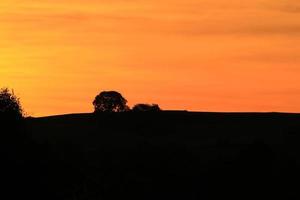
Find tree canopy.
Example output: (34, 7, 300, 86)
(0, 88, 23, 119)
(132, 104, 161, 112)
(93, 91, 129, 113)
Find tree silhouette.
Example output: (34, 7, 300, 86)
(0, 88, 23, 119)
(93, 91, 129, 113)
(132, 104, 161, 112)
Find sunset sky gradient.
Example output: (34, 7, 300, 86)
(1, 0, 300, 116)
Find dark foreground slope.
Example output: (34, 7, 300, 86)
(5, 112, 300, 199)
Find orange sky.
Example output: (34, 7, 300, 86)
(1, 0, 300, 116)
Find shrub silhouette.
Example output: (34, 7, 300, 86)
(93, 91, 129, 113)
(132, 104, 161, 112)
(0, 88, 23, 119)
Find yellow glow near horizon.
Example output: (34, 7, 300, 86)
(1, 0, 300, 116)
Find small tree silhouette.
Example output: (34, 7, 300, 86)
(0, 88, 23, 119)
(93, 91, 129, 113)
(132, 104, 161, 112)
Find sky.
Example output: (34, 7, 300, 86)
(0, 0, 300, 116)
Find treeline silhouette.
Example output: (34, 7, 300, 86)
(93, 91, 161, 113)
(1, 88, 300, 199)
(0, 88, 47, 199)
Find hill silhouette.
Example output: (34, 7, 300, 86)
(16, 111, 300, 199)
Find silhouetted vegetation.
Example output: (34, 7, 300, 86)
(0, 88, 23, 120)
(93, 91, 129, 113)
(1, 88, 300, 199)
(0, 88, 40, 199)
(132, 103, 161, 112)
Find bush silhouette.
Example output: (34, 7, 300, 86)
(132, 104, 161, 112)
(0, 88, 23, 119)
(93, 91, 129, 113)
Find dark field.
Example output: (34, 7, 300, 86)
(2, 111, 300, 199)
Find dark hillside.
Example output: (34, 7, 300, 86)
(23, 112, 300, 199)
